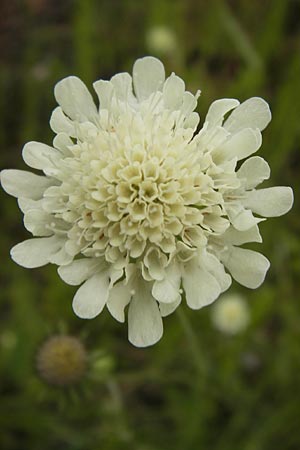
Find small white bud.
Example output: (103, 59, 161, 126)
(211, 294, 250, 335)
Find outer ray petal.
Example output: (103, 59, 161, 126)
(183, 260, 221, 310)
(0, 169, 53, 200)
(243, 186, 294, 217)
(24, 209, 53, 236)
(17, 198, 43, 213)
(237, 156, 270, 189)
(205, 98, 240, 128)
(93, 80, 114, 110)
(159, 296, 181, 317)
(201, 252, 232, 293)
(10, 236, 63, 268)
(72, 272, 110, 319)
(133, 56, 165, 101)
(58, 258, 102, 286)
(22, 141, 61, 171)
(53, 132, 74, 154)
(50, 106, 76, 136)
(107, 282, 132, 323)
(48, 246, 73, 266)
(224, 97, 271, 132)
(221, 247, 270, 289)
(227, 204, 263, 231)
(54, 76, 98, 122)
(163, 73, 185, 110)
(128, 285, 163, 347)
(213, 128, 262, 161)
(110, 72, 136, 104)
(180, 91, 199, 118)
(152, 261, 181, 303)
(221, 225, 262, 245)
(184, 111, 200, 130)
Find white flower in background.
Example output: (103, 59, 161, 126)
(146, 26, 177, 55)
(211, 293, 250, 334)
(1, 57, 293, 347)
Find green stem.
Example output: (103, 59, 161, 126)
(105, 379, 133, 443)
(176, 308, 208, 378)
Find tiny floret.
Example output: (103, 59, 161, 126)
(1, 57, 293, 347)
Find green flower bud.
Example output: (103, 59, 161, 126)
(36, 335, 87, 386)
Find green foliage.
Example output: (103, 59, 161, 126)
(0, 0, 299, 449)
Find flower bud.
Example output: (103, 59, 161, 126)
(146, 26, 177, 55)
(211, 294, 250, 335)
(36, 335, 87, 386)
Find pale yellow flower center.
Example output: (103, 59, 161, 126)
(50, 109, 229, 278)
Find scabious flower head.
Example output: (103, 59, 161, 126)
(1, 57, 293, 347)
(36, 335, 87, 386)
(211, 293, 250, 334)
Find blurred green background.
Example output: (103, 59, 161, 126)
(0, 0, 299, 449)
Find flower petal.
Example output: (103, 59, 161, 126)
(72, 272, 110, 319)
(144, 247, 167, 281)
(50, 107, 76, 136)
(107, 282, 132, 322)
(93, 80, 114, 109)
(227, 204, 263, 231)
(10, 236, 63, 268)
(152, 261, 181, 303)
(201, 252, 232, 293)
(221, 225, 262, 245)
(221, 247, 270, 289)
(110, 72, 136, 104)
(224, 97, 271, 132)
(53, 133, 74, 154)
(17, 198, 43, 213)
(58, 258, 102, 286)
(213, 128, 262, 161)
(22, 141, 61, 171)
(54, 76, 97, 122)
(184, 111, 200, 130)
(163, 73, 185, 110)
(205, 98, 240, 128)
(24, 209, 53, 236)
(180, 91, 199, 118)
(1, 169, 53, 199)
(128, 287, 163, 347)
(48, 246, 73, 266)
(183, 260, 221, 310)
(133, 56, 165, 101)
(237, 156, 270, 189)
(159, 296, 181, 317)
(243, 186, 294, 217)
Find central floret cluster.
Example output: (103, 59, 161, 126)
(1, 56, 293, 347)
(57, 106, 229, 281)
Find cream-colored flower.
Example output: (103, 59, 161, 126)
(1, 57, 293, 347)
(211, 294, 250, 334)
